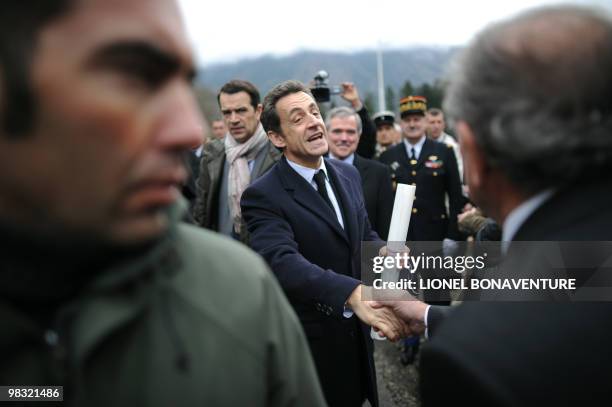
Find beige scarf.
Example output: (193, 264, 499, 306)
(224, 123, 268, 233)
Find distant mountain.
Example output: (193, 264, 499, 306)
(196, 47, 460, 101)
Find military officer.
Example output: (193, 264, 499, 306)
(372, 110, 400, 159)
(380, 96, 464, 242)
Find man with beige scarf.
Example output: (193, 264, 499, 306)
(194, 80, 281, 243)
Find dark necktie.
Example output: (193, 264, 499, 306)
(410, 147, 416, 160)
(313, 170, 334, 211)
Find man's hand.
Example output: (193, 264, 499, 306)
(370, 291, 428, 337)
(347, 285, 410, 341)
(378, 244, 410, 257)
(462, 202, 475, 213)
(340, 82, 363, 111)
(378, 244, 411, 270)
(457, 206, 478, 223)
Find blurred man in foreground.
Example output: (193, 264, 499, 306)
(375, 6, 612, 405)
(0, 1, 324, 405)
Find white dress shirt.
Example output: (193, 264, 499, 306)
(403, 135, 427, 160)
(329, 152, 355, 166)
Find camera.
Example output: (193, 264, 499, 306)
(310, 70, 341, 103)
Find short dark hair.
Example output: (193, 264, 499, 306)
(217, 80, 260, 109)
(427, 108, 444, 117)
(261, 80, 314, 135)
(0, 0, 76, 137)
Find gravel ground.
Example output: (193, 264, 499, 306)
(372, 339, 422, 407)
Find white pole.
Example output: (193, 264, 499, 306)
(376, 43, 386, 111)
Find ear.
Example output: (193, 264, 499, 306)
(254, 103, 263, 120)
(456, 120, 487, 191)
(267, 130, 286, 149)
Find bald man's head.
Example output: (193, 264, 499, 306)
(491, 7, 612, 107)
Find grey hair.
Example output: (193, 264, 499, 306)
(325, 106, 363, 135)
(443, 5, 612, 194)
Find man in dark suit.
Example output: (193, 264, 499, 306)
(379, 96, 464, 242)
(326, 106, 394, 238)
(193, 80, 281, 243)
(374, 5, 612, 405)
(241, 80, 407, 407)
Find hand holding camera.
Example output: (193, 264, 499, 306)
(340, 82, 363, 111)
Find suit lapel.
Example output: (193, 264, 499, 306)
(278, 158, 350, 246)
(326, 159, 359, 249)
(417, 138, 435, 169)
(353, 155, 369, 184)
(394, 142, 410, 166)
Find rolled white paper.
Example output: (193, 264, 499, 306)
(371, 183, 416, 340)
(387, 183, 416, 251)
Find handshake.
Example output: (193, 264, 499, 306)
(346, 285, 429, 342)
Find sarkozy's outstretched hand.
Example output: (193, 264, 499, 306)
(346, 285, 411, 341)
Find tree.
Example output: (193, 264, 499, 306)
(363, 92, 376, 114)
(400, 80, 414, 98)
(415, 81, 444, 109)
(194, 86, 221, 122)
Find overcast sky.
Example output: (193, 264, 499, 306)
(178, 0, 612, 66)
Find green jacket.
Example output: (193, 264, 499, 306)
(0, 205, 326, 406)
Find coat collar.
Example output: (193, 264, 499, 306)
(257, 143, 282, 178)
(277, 156, 354, 247)
(416, 138, 436, 169)
(73, 203, 186, 365)
(395, 138, 437, 170)
(512, 179, 612, 241)
(352, 154, 372, 182)
(352, 153, 365, 170)
(205, 149, 226, 209)
(0, 199, 189, 368)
